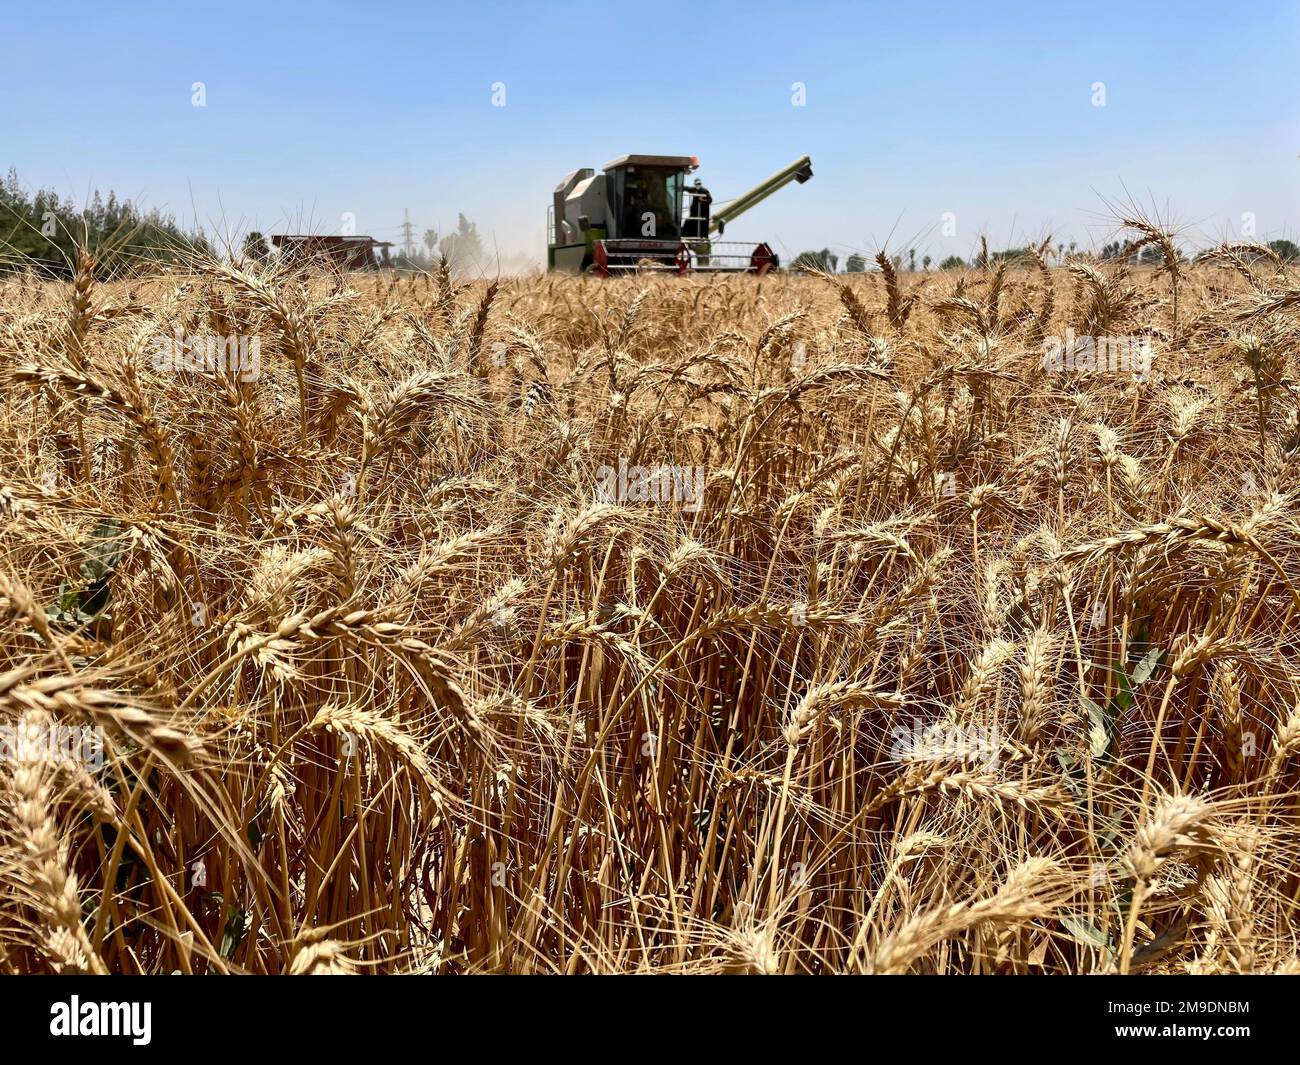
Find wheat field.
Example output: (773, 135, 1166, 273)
(1, 231, 1298, 975)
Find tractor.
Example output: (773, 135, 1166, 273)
(547, 155, 813, 275)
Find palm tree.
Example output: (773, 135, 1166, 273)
(423, 228, 438, 258)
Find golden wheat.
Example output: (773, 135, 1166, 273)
(0, 227, 1297, 974)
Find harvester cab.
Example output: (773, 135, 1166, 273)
(547, 154, 812, 276)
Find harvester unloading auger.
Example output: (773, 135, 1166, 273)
(547, 155, 813, 275)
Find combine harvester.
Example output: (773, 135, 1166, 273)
(547, 154, 813, 276)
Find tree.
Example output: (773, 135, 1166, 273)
(439, 213, 486, 272)
(792, 248, 837, 273)
(423, 228, 439, 257)
(908, 248, 916, 272)
(0, 167, 209, 277)
(939, 255, 965, 270)
(922, 255, 931, 271)
(1268, 239, 1299, 262)
(845, 252, 867, 273)
(242, 231, 269, 263)
(988, 247, 1030, 265)
(1100, 241, 1124, 261)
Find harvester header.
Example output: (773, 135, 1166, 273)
(547, 154, 813, 275)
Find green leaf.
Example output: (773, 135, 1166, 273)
(1095, 828, 1122, 852)
(1113, 661, 1135, 715)
(57, 580, 81, 614)
(219, 905, 247, 960)
(1113, 647, 1163, 716)
(79, 518, 126, 583)
(1130, 646, 1164, 686)
(1060, 912, 1115, 954)
(44, 522, 124, 638)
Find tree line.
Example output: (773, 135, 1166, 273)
(795, 238, 1299, 274)
(0, 168, 210, 277)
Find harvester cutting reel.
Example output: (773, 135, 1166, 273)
(591, 239, 778, 276)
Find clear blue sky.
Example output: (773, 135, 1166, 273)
(3, 0, 1298, 265)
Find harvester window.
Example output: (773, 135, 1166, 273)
(615, 167, 681, 241)
(665, 172, 683, 233)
